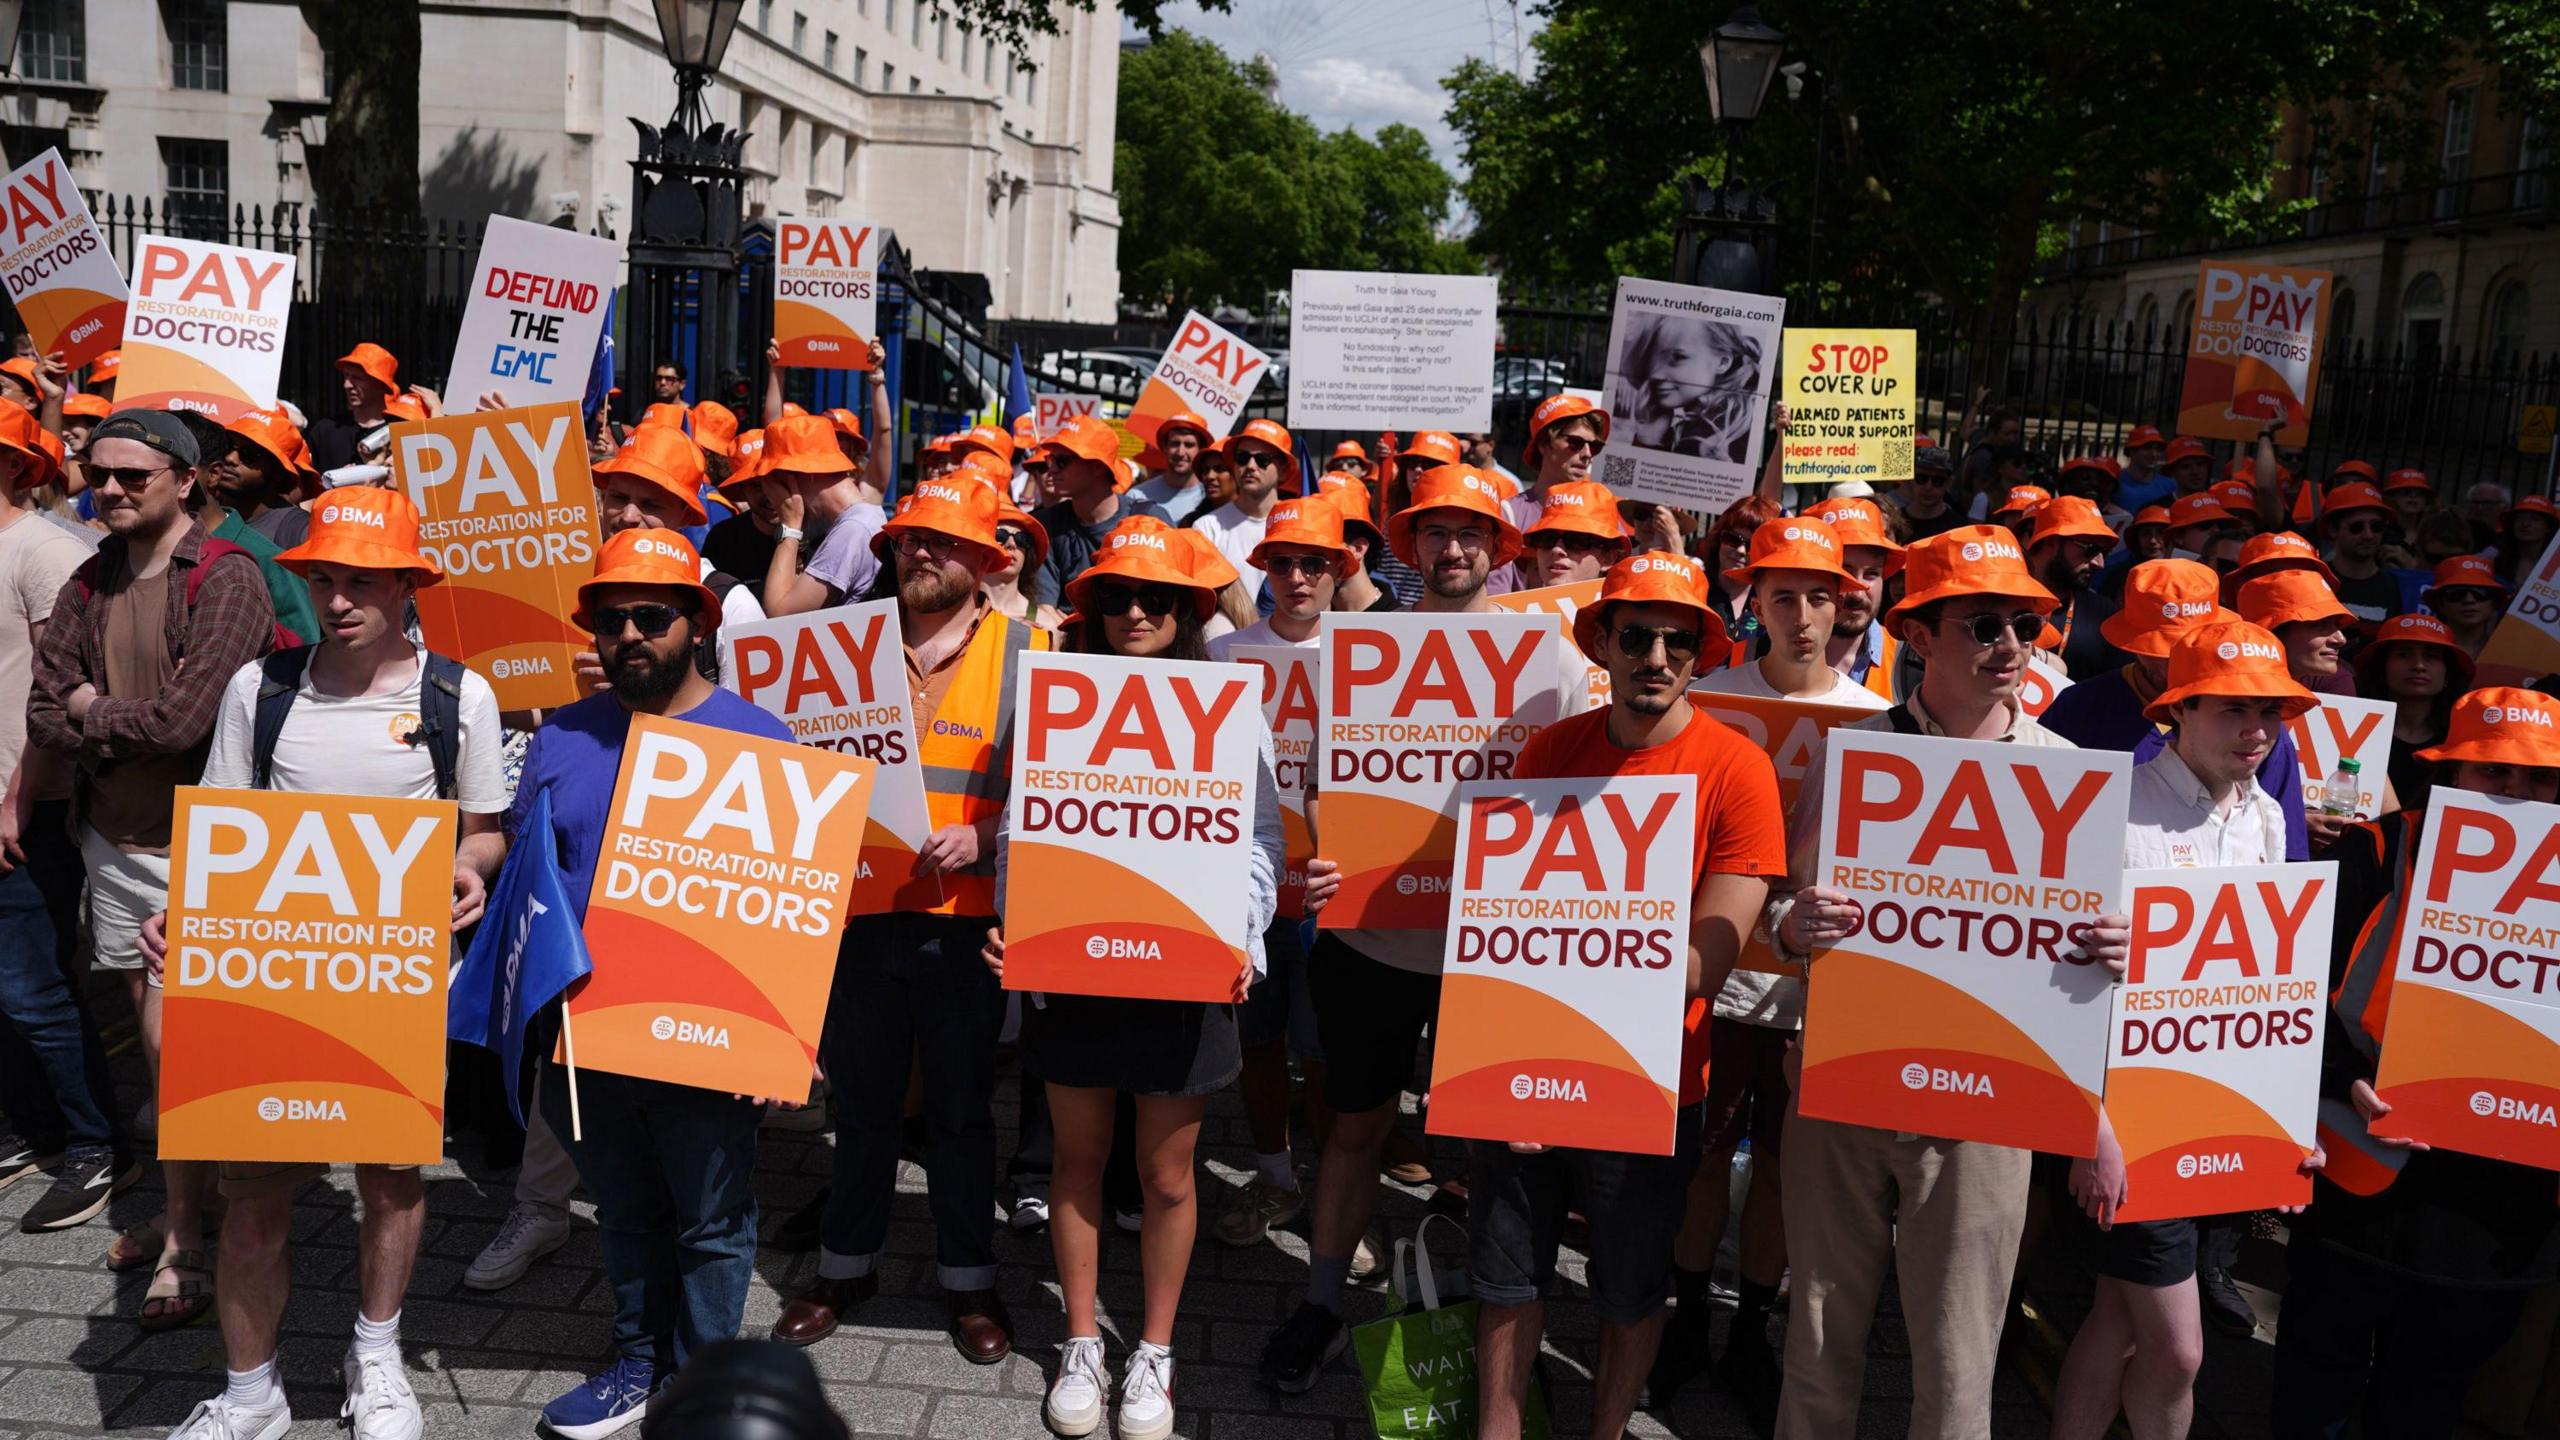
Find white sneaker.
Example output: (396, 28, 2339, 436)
(165, 1395, 290, 1440)
(1009, 1180, 1050, 1231)
(342, 1349, 423, 1440)
(1348, 1225, 1389, 1284)
(1044, 1335, 1106, 1437)
(465, 1204, 570, 1291)
(1117, 1344, 1176, 1440)
(1113, 1205, 1144, 1234)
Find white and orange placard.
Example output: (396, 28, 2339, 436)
(2372, 788, 2560, 1167)
(448, 215, 618, 410)
(1004, 652, 1263, 1001)
(722, 600, 937, 915)
(1127, 310, 1270, 455)
(0, 147, 124, 368)
(1687, 693, 1875, 974)
(2286, 696, 2396, 819)
(2177, 260, 2335, 445)
(115, 235, 293, 423)
(773, 217, 880, 369)
(570, 714, 872, 1101)
(1233, 644, 1318, 918)
(159, 788, 456, 1164)
(1035, 391, 1101, 438)
(1493, 579, 1608, 711)
(398, 403, 599, 710)
(2111, 864, 2333, 1221)
(1318, 612, 1564, 930)
(1800, 731, 2129, 1154)
(2479, 533, 2560, 686)
(2019, 651, 2072, 719)
(1429, 777, 1695, 1155)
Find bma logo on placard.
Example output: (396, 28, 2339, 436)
(257, 1095, 346, 1122)
(1395, 872, 1452, 897)
(1507, 1073, 1588, 1102)
(1900, 1062, 1996, 1097)
(1081, 934, 1162, 961)
(2470, 1090, 2558, 1126)
(650, 1015, 733, 1049)
(2175, 1151, 2243, 1179)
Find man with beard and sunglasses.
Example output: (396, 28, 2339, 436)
(2024, 497, 2126, 680)
(507, 528, 792, 1440)
(1764, 526, 2133, 1440)
(2317, 482, 2414, 624)
(772, 479, 1047, 1365)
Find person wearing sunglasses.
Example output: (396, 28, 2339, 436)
(1129, 409, 1216, 524)
(1190, 418, 1295, 602)
(501, 528, 792, 1440)
(2319, 481, 2416, 624)
(2356, 612, 2470, 816)
(2022, 496, 2125, 681)
(1495, 393, 1681, 596)
(989, 514, 1282, 1440)
(1768, 524, 2133, 1440)
(1515, 479, 1629, 590)
(1025, 415, 1169, 611)
(981, 499, 1060, 630)
(1893, 440, 1969, 543)
(2418, 553, 2507, 660)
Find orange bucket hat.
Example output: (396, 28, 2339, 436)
(1398, 430, 1463, 470)
(1571, 552, 1727, 667)
(2208, 480, 2258, 514)
(1154, 410, 1214, 448)
(335, 342, 399, 393)
(2124, 424, 2166, 452)
(2507, 497, 2560, 527)
(871, 475, 1003, 559)
(817, 406, 865, 450)
(2143, 618, 2320, 724)
(1177, 527, 1241, 591)
(952, 423, 1015, 466)
(87, 349, 119, 383)
(761, 412, 858, 479)
(1724, 515, 1865, 591)
(1328, 439, 1369, 465)
(993, 499, 1049, 573)
(2163, 437, 2211, 468)
(0, 358, 39, 397)
(1884, 525, 2058, 627)
(1039, 414, 1122, 471)
(2330, 459, 2379, 485)
(2099, 559, 2234, 657)
(1248, 494, 1352, 572)
(2237, 570, 2354, 631)
(382, 394, 428, 423)
(2228, 529, 2337, 589)
(1524, 480, 1625, 541)
(2417, 687, 2560, 766)
(718, 429, 767, 493)
(61, 393, 110, 421)
(1527, 393, 1609, 460)
(2424, 553, 2508, 599)
(276, 486, 442, 586)
(640, 402, 688, 432)
(1066, 515, 1221, 619)
(2129, 504, 2172, 531)
(2357, 612, 2475, 690)
(593, 425, 710, 526)
(1229, 417, 1294, 460)
(2027, 495, 2117, 550)
(2323, 481, 2392, 525)
(2385, 467, 2433, 495)
(2168, 492, 2233, 529)
(1314, 473, 1382, 543)
(689, 401, 739, 459)
(1010, 414, 1037, 450)
(1993, 484, 2051, 519)
(1809, 496, 1907, 574)
(225, 406, 318, 484)
(1389, 465, 1525, 570)
(0, 404, 63, 490)
(576, 529, 720, 630)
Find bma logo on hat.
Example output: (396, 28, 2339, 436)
(634, 535, 686, 561)
(2217, 639, 2283, 662)
(2161, 600, 2212, 619)
(1459, 472, 1498, 497)
(1629, 554, 1697, 579)
(1113, 529, 1169, 552)
(918, 481, 968, 505)
(1546, 490, 1590, 508)
(2487, 704, 2554, 728)
(1961, 542, 1985, 563)
(318, 503, 387, 529)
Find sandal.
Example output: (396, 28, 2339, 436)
(138, 1249, 211, 1332)
(103, 1220, 164, 1273)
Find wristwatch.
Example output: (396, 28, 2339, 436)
(778, 525, 805, 542)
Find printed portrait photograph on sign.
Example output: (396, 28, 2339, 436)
(1605, 311, 1768, 465)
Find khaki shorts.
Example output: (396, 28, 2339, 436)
(81, 825, 170, 978)
(216, 1160, 420, 1201)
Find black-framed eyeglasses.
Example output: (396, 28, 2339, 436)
(2336, 518, 2386, 536)
(1615, 623, 1702, 661)
(1952, 610, 2044, 646)
(1528, 531, 1614, 556)
(1911, 471, 1949, 485)
(1265, 553, 1336, 579)
(1235, 447, 1286, 469)
(590, 602, 689, 639)
(1091, 582, 1181, 618)
(994, 526, 1033, 551)
(2435, 587, 2498, 605)
(91, 464, 171, 490)
(893, 531, 962, 560)
(1544, 433, 1602, 455)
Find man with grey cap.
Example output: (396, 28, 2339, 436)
(1890, 436, 1966, 543)
(27, 407, 276, 1327)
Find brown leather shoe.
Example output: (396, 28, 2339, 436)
(947, 1287, 1013, 1364)
(770, 1273, 877, 1346)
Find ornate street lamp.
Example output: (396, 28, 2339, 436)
(651, 0, 745, 133)
(631, 0, 750, 411)
(1699, 6, 1786, 127)
(1677, 5, 1787, 293)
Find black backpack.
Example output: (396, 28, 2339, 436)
(250, 648, 467, 800)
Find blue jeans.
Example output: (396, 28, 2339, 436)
(818, 912, 1003, 1289)
(0, 800, 118, 1154)
(541, 1064, 760, 1372)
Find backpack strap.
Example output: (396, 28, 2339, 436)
(1884, 703, 1924, 736)
(417, 653, 467, 801)
(250, 648, 317, 791)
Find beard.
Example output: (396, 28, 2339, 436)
(605, 644, 690, 705)
(900, 566, 976, 613)
(1425, 562, 1484, 600)
(1620, 684, 1677, 716)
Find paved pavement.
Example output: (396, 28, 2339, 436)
(0, 1021, 2298, 1439)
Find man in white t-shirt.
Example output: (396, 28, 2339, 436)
(1193, 419, 1294, 602)
(139, 486, 507, 1440)
(1130, 410, 1215, 524)
(1694, 515, 1889, 709)
(1209, 494, 1341, 662)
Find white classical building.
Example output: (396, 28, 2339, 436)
(0, 0, 1122, 321)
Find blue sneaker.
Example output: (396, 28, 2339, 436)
(541, 1356, 655, 1440)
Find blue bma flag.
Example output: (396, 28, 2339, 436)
(448, 789, 591, 1126)
(1005, 342, 1034, 427)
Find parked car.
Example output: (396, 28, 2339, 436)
(1035, 349, 1152, 404)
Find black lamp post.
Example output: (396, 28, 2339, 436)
(1676, 6, 1786, 295)
(629, 0, 750, 411)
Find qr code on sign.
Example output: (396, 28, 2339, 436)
(1602, 453, 1638, 488)
(1879, 436, 1914, 480)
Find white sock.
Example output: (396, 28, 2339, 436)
(351, 1308, 401, 1362)
(225, 1359, 283, 1410)
(1255, 1150, 1298, 1190)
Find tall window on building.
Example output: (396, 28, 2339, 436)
(161, 137, 229, 235)
(2488, 279, 2531, 363)
(165, 0, 227, 91)
(936, 15, 948, 60)
(882, 61, 895, 90)
(909, 4, 920, 45)
(855, 47, 869, 86)
(2519, 116, 2551, 210)
(824, 31, 837, 68)
(18, 0, 84, 82)
(757, 0, 773, 31)
(885, 0, 897, 29)
(791, 13, 806, 52)
(2437, 85, 2477, 220)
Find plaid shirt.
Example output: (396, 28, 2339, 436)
(27, 518, 276, 766)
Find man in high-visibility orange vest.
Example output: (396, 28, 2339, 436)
(770, 478, 1048, 1365)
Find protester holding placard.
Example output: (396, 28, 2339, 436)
(982, 515, 1280, 1440)
(1765, 526, 2133, 1440)
(1027, 415, 1170, 608)
(770, 479, 1048, 1365)
(507, 528, 789, 1440)
(2050, 618, 2314, 1440)
(27, 409, 279, 1330)
(134, 485, 505, 1440)
(2281, 689, 2560, 1436)
(1462, 551, 1784, 1440)
(2357, 612, 2468, 813)
(756, 361, 896, 620)
(1130, 409, 1216, 523)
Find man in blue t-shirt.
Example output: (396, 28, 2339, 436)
(511, 529, 794, 1440)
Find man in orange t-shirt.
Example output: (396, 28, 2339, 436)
(1468, 552, 1788, 1440)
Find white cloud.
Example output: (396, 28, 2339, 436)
(1290, 56, 1449, 140)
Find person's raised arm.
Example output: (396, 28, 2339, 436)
(864, 338, 894, 494)
(765, 339, 788, 425)
(1755, 401, 1792, 505)
(2255, 419, 2290, 531)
